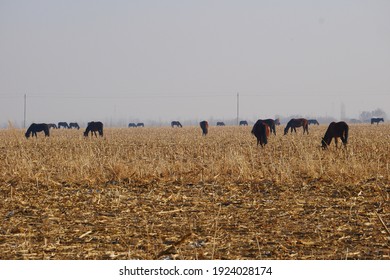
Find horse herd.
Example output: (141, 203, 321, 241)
(23, 117, 360, 149)
(250, 118, 349, 149)
(25, 121, 103, 138)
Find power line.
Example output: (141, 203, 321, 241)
(0, 91, 389, 99)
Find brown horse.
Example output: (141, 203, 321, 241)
(259, 119, 277, 135)
(284, 118, 309, 135)
(321, 121, 349, 149)
(200, 121, 209, 136)
(251, 120, 270, 147)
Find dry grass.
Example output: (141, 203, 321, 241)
(0, 124, 389, 259)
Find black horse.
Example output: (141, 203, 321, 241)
(128, 123, 137, 128)
(371, 118, 384, 125)
(251, 120, 270, 147)
(239, 120, 248, 126)
(84, 121, 103, 137)
(308, 119, 319, 125)
(171, 121, 182, 128)
(69, 122, 80, 129)
(275, 118, 281, 126)
(58, 122, 69, 129)
(284, 118, 309, 135)
(137, 123, 144, 127)
(25, 123, 50, 138)
(48, 123, 57, 129)
(321, 121, 349, 149)
(216, 122, 225, 126)
(200, 121, 209, 136)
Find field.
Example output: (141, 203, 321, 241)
(0, 124, 389, 260)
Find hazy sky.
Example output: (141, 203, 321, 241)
(1, 0, 389, 126)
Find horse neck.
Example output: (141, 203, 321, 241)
(26, 126, 34, 135)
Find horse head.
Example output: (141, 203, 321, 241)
(321, 138, 328, 149)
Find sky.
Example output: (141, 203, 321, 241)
(0, 0, 389, 127)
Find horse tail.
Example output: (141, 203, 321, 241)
(344, 124, 349, 144)
(264, 124, 270, 144)
(44, 124, 50, 137)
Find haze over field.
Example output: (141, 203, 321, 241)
(0, 0, 389, 126)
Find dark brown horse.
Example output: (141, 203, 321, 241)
(58, 122, 69, 129)
(48, 123, 57, 129)
(321, 121, 349, 149)
(84, 121, 103, 137)
(371, 118, 384, 125)
(171, 121, 182, 128)
(200, 121, 209, 136)
(239, 120, 248, 126)
(69, 122, 80, 129)
(308, 119, 319, 125)
(216, 122, 225, 126)
(259, 119, 277, 135)
(25, 123, 50, 138)
(251, 120, 270, 147)
(284, 118, 309, 135)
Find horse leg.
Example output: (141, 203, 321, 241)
(335, 137, 339, 148)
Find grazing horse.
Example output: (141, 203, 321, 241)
(251, 120, 270, 147)
(371, 118, 384, 125)
(284, 118, 309, 135)
(137, 123, 144, 127)
(321, 121, 349, 149)
(48, 123, 57, 129)
(258, 119, 277, 135)
(58, 122, 69, 129)
(128, 123, 137, 128)
(216, 122, 225, 126)
(200, 121, 209, 136)
(239, 120, 248, 126)
(308, 119, 319, 125)
(274, 118, 281, 126)
(69, 122, 80, 129)
(84, 121, 103, 137)
(25, 123, 50, 138)
(171, 121, 182, 128)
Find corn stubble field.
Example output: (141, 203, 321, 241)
(0, 124, 389, 260)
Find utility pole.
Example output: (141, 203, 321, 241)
(24, 94, 27, 128)
(236, 92, 239, 125)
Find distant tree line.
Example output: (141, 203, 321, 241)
(359, 108, 387, 122)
